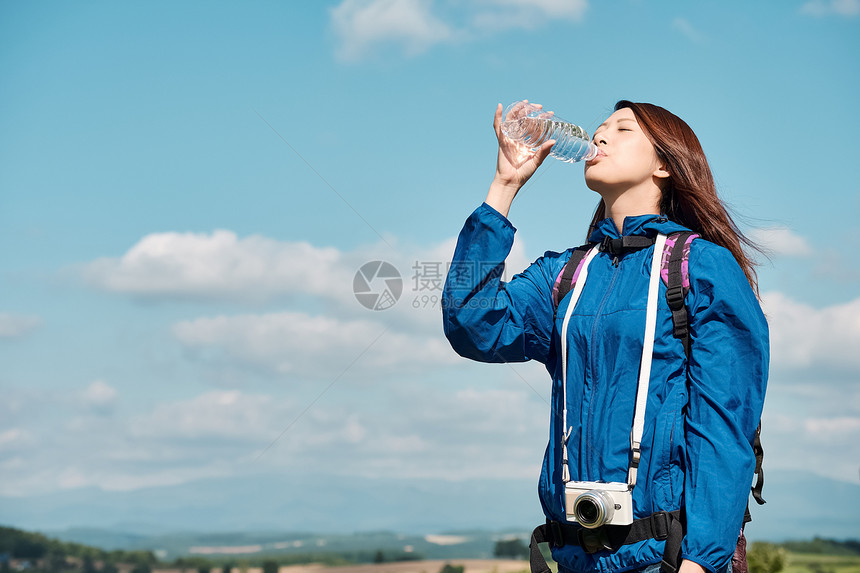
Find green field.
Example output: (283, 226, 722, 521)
(783, 552, 860, 573)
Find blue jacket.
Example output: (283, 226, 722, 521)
(442, 203, 769, 573)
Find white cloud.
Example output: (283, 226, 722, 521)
(0, 428, 36, 453)
(472, 0, 588, 30)
(744, 378, 860, 484)
(53, 464, 237, 493)
(480, 0, 586, 15)
(800, 0, 860, 16)
(79, 230, 353, 304)
(330, 0, 454, 61)
(172, 310, 459, 378)
(82, 380, 118, 413)
(75, 228, 529, 337)
(129, 390, 287, 442)
(750, 227, 814, 257)
(0, 387, 285, 495)
(338, 384, 548, 480)
(763, 410, 860, 484)
(805, 416, 860, 437)
(0, 313, 41, 338)
(0, 373, 551, 495)
(328, 0, 588, 61)
(762, 291, 860, 370)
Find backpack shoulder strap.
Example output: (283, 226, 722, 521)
(661, 232, 699, 357)
(552, 244, 592, 313)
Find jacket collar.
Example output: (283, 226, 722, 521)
(588, 214, 691, 243)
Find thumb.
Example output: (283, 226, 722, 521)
(536, 139, 555, 163)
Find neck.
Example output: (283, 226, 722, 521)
(600, 184, 662, 233)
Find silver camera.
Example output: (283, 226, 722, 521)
(565, 481, 634, 528)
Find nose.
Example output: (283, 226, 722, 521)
(594, 133, 607, 146)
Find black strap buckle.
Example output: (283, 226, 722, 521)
(651, 511, 670, 541)
(600, 236, 622, 255)
(665, 285, 685, 310)
(577, 527, 613, 554)
(670, 308, 689, 340)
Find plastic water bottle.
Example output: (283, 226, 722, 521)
(501, 100, 598, 163)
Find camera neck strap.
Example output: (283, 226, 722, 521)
(559, 233, 668, 488)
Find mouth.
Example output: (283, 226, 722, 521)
(586, 149, 606, 164)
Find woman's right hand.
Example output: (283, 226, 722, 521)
(486, 101, 555, 218)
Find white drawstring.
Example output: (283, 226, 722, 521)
(559, 234, 667, 490)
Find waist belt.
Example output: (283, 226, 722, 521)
(529, 510, 684, 573)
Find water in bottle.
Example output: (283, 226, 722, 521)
(501, 101, 598, 163)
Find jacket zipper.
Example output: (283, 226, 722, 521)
(584, 255, 622, 479)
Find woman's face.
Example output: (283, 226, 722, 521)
(584, 107, 667, 195)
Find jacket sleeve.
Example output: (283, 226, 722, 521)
(681, 243, 770, 572)
(442, 203, 556, 364)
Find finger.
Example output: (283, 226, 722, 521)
(510, 100, 533, 120)
(494, 103, 503, 135)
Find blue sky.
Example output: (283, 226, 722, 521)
(1, 0, 859, 535)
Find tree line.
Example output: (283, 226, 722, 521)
(0, 526, 156, 573)
(0, 526, 423, 572)
(3, 524, 859, 573)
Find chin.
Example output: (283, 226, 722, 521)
(584, 174, 606, 193)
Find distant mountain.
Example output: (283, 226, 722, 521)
(31, 528, 526, 561)
(1, 469, 857, 553)
(742, 470, 860, 542)
(2, 473, 543, 535)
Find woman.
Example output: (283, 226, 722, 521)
(442, 101, 769, 573)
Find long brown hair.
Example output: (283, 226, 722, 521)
(587, 100, 760, 293)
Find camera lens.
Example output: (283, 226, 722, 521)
(578, 499, 599, 522)
(573, 490, 615, 529)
